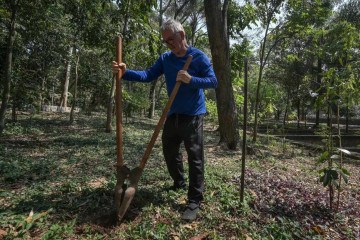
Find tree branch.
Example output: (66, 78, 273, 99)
(174, 0, 191, 20)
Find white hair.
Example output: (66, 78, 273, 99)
(160, 19, 184, 34)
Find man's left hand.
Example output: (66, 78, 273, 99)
(176, 70, 192, 84)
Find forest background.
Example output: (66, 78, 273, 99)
(1, 0, 360, 239)
(1, 0, 360, 141)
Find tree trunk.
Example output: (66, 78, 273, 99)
(148, 82, 157, 118)
(105, 76, 116, 132)
(240, 58, 248, 203)
(70, 53, 79, 123)
(204, 0, 238, 150)
(60, 46, 73, 108)
(12, 104, 17, 122)
(40, 76, 46, 107)
(106, 1, 132, 125)
(0, 1, 18, 134)
(283, 93, 290, 128)
(297, 99, 300, 128)
(327, 104, 330, 128)
(251, 0, 283, 142)
(315, 57, 322, 127)
(148, 0, 165, 119)
(345, 102, 349, 134)
(253, 19, 271, 142)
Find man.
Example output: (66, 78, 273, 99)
(112, 19, 217, 221)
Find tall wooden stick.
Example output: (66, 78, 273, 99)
(240, 58, 248, 203)
(115, 36, 123, 166)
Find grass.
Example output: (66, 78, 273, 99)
(0, 112, 359, 239)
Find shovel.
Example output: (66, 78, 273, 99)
(113, 35, 128, 218)
(114, 50, 193, 221)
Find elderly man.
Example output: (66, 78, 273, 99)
(112, 19, 217, 221)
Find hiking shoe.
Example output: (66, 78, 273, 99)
(181, 202, 200, 221)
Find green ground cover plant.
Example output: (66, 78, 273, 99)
(0, 112, 359, 239)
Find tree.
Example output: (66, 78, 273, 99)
(249, 0, 336, 137)
(204, 0, 239, 150)
(59, 46, 73, 108)
(105, 0, 157, 129)
(70, 51, 80, 123)
(147, 0, 168, 119)
(0, 0, 19, 134)
(338, 0, 360, 30)
(266, 48, 309, 127)
(251, 0, 284, 142)
(337, 0, 360, 132)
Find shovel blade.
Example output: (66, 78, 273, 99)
(116, 186, 136, 220)
(114, 165, 130, 215)
(116, 167, 143, 221)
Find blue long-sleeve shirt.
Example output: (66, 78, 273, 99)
(122, 46, 218, 116)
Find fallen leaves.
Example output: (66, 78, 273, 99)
(312, 225, 326, 235)
(183, 222, 199, 230)
(190, 232, 209, 240)
(26, 210, 34, 223)
(88, 177, 107, 188)
(0, 229, 7, 240)
(236, 162, 360, 239)
(169, 223, 208, 240)
(245, 235, 253, 240)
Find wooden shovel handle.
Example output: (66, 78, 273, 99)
(139, 55, 193, 169)
(115, 36, 123, 166)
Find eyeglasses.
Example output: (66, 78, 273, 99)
(161, 32, 179, 45)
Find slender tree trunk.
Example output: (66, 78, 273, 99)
(328, 104, 334, 210)
(253, 20, 270, 142)
(148, 0, 165, 119)
(327, 104, 330, 127)
(40, 76, 46, 107)
(148, 81, 157, 118)
(105, 76, 116, 132)
(204, 0, 238, 150)
(156, 79, 166, 106)
(345, 97, 349, 133)
(297, 99, 300, 128)
(336, 102, 343, 212)
(189, 13, 197, 46)
(315, 108, 320, 127)
(0, 1, 18, 134)
(283, 93, 290, 128)
(70, 54, 79, 123)
(106, 1, 132, 126)
(301, 102, 305, 121)
(252, 0, 284, 141)
(315, 56, 322, 127)
(60, 46, 73, 108)
(240, 58, 248, 203)
(11, 104, 17, 122)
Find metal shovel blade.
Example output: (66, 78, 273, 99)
(116, 167, 143, 220)
(114, 165, 130, 215)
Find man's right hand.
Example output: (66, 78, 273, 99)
(112, 61, 126, 75)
